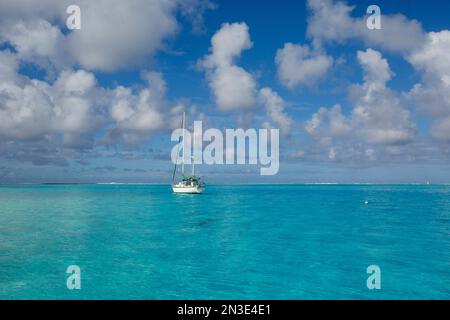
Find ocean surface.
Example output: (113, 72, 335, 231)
(0, 184, 449, 299)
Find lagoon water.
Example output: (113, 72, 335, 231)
(0, 184, 449, 299)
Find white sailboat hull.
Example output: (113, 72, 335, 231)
(172, 185, 204, 194)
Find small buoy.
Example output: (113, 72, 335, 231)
(364, 200, 369, 205)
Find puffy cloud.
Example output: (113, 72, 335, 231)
(109, 72, 167, 145)
(0, 0, 64, 22)
(306, 104, 353, 137)
(406, 31, 450, 141)
(0, 50, 20, 83)
(200, 22, 295, 135)
(327, 104, 351, 136)
(408, 31, 450, 80)
(306, 0, 426, 55)
(178, 0, 217, 34)
(199, 22, 257, 111)
(304, 0, 450, 145)
(51, 70, 99, 146)
(0, 48, 178, 150)
(0, 0, 213, 169)
(210, 65, 257, 111)
(276, 0, 424, 89)
(66, 0, 179, 71)
(304, 49, 415, 161)
(259, 87, 294, 136)
(357, 48, 392, 84)
(305, 107, 326, 136)
(306, 0, 354, 45)
(275, 43, 333, 88)
(0, 0, 210, 72)
(0, 50, 99, 147)
(204, 22, 253, 67)
(351, 49, 415, 145)
(305, 104, 350, 143)
(0, 67, 56, 141)
(0, 18, 71, 76)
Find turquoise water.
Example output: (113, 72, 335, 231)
(0, 184, 449, 299)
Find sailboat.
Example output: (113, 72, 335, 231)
(172, 112, 205, 194)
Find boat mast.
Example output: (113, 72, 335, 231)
(172, 113, 184, 182)
(181, 112, 185, 176)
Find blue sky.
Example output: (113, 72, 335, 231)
(0, 0, 450, 184)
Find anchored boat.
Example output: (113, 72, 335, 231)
(172, 112, 205, 194)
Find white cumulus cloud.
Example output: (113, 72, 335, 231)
(259, 87, 294, 136)
(109, 72, 167, 145)
(0, 0, 210, 72)
(199, 22, 257, 111)
(304, 49, 415, 161)
(0, 50, 99, 147)
(407, 31, 450, 142)
(306, 0, 426, 55)
(275, 43, 333, 88)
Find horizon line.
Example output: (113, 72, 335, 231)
(0, 182, 447, 186)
